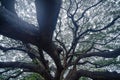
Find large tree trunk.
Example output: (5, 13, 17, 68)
(35, 0, 63, 79)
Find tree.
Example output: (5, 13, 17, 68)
(0, 0, 120, 80)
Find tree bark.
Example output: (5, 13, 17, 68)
(0, 7, 39, 44)
(35, 1, 63, 79)
(69, 70, 120, 80)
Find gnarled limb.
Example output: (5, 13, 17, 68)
(69, 70, 120, 80)
(0, 7, 39, 45)
(0, 62, 53, 80)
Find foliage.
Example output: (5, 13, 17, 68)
(22, 73, 44, 80)
(0, 0, 120, 80)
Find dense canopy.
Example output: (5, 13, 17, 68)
(0, 0, 120, 80)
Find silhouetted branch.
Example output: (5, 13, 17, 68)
(0, 7, 39, 45)
(0, 61, 53, 80)
(89, 16, 120, 32)
(0, 68, 11, 74)
(0, 45, 40, 61)
(76, 0, 103, 22)
(6, 71, 23, 80)
(70, 60, 120, 68)
(76, 15, 120, 41)
(68, 42, 94, 66)
(0, 62, 39, 72)
(73, 48, 120, 66)
(70, 70, 120, 80)
(0, 45, 26, 52)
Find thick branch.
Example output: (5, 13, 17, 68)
(83, 48, 120, 58)
(71, 48, 120, 66)
(0, 45, 26, 52)
(35, 0, 62, 41)
(0, 7, 39, 45)
(0, 62, 53, 80)
(0, 44, 39, 60)
(71, 60, 120, 68)
(70, 70, 120, 80)
(89, 16, 120, 32)
(0, 62, 38, 72)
